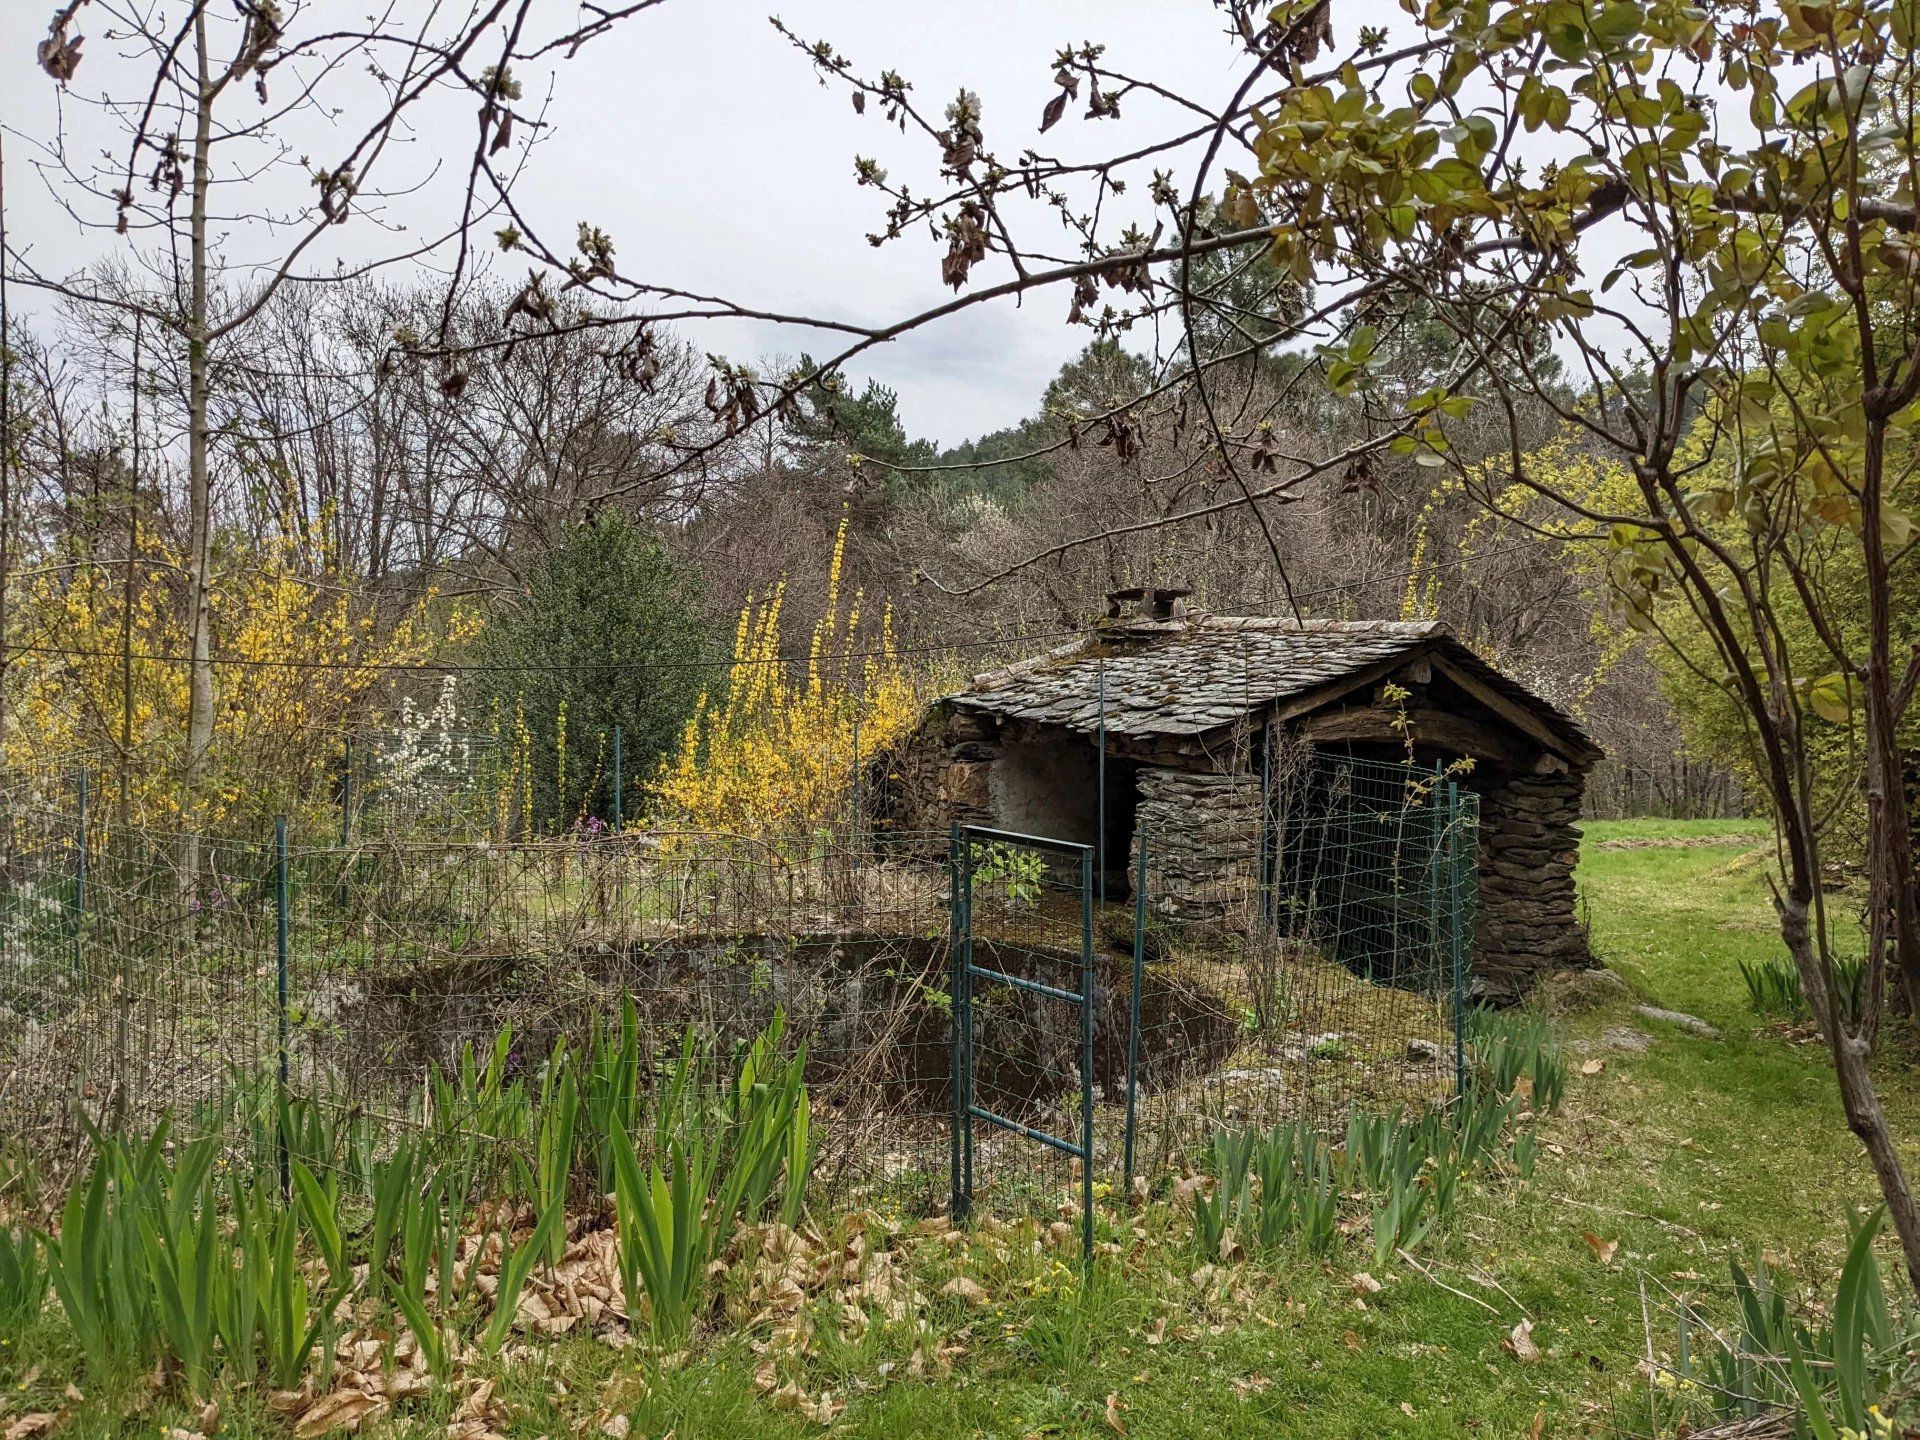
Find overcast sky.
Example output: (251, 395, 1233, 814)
(1, 2, 1452, 448)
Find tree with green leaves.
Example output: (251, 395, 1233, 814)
(472, 514, 708, 831)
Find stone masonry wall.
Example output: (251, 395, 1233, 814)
(1133, 767, 1262, 918)
(1473, 769, 1591, 1003)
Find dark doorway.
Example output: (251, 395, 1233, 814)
(1098, 752, 1140, 899)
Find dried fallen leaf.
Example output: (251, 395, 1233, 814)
(1349, 1271, 1383, 1295)
(1104, 1392, 1128, 1435)
(1505, 1318, 1542, 1364)
(3, 1416, 61, 1440)
(292, 1390, 388, 1440)
(1581, 1057, 1606, 1075)
(941, 1276, 989, 1306)
(1342, 1329, 1363, 1351)
(1400, 1401, 1417, 1418)
(598, 1415, 630, 1440)
(1581, 1231, 1619, 1265)
(1526, 1408, 1545, 1440)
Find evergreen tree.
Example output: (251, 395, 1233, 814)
(473, 514, 708, 829)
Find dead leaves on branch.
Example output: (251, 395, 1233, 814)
(942, 203, 991, 290)
(1040, 43, 1117, 134)
(37, 2, 86, 84)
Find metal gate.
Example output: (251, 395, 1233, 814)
(949, 825, 1095, 1263)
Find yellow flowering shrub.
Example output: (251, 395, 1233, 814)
(5, 530, 469, 831)
(652, 518, 923, 840)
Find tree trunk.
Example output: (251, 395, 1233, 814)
(1781, 889, 1920, 1291)
(0, 131, 14, 770)
(182, 14, 216, 889)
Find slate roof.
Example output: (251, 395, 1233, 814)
(944, 616, 1597, 757)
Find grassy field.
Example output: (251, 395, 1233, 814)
(3, 817, 1911, 1439)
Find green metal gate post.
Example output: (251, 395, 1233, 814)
(960, 832, 975, 1213)
(275, 815, 291, 1196)
(1096, 664, 1107, 910)
(951, 827, 1096, 1260)
(1080, 845, 1095, 1267)
(73, 766, 87, 969)
(948, 825, 963, 1219)
(1447, 780, 1467, 1098)
(1123, 833, 1147, 1191)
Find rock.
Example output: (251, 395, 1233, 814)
(1601, 1025, 1652, 1051)
(1405, 1038, 1442, 1062)
(1535, 966, 1629, 1015)
(1634, 1004, 1720, 1038)
(1215, 1067, 1290, 1086)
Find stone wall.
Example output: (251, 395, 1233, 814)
(1133, 767, 1262, 917)
(875, 706, 999, 835)
(1473, 769, 1591, 1002)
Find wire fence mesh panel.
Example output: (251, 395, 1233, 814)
(0, 743, 1479, 1226)
(1120, 746, 1476, 1182)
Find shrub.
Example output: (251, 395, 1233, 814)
(6, 531, 460, 831)
(651, 514, 923, 839)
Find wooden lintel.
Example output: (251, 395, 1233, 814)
(1299, 705, 1524, 762)
(1427, 653, 1583, 763)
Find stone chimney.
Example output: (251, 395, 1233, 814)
(1104, 585, 1191, 622)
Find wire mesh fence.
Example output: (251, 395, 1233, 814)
(0, 745, 1477, 1223)
(1113, 744, 1475, 1189)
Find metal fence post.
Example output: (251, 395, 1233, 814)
(948, 825, 961, 1219)
(1096, 663, 1107, 911)
(1080, 844, 1095, 1268)
(1428, 760, 1444, 993)
(613, 724, 624, 833)
(275, 814, 291, 1197)
(1447, 780, 1467, 1098)
(959, 831, 975, 1216)
(73, 766, 87, 970)
(1124, 832, 1147, 1192)
(1257, 732, 1271, 926)
(337, 738, 353, 909)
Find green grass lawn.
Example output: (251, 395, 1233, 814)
(5, 818, 1914, 1439)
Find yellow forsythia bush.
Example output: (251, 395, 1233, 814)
(652, 519, 922, 839)
(5, 529, 467, 831)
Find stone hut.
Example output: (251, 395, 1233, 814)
(884, 590, 1603, 1001)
